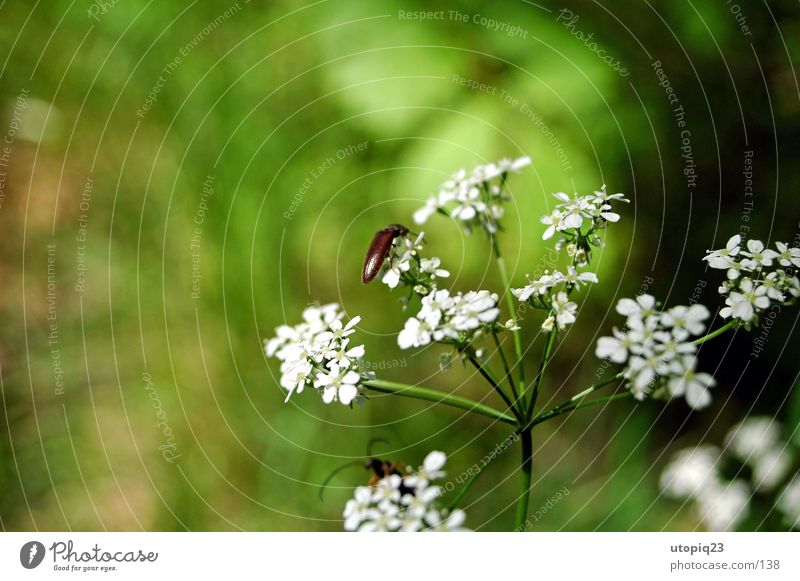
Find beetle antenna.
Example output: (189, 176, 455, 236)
(318, 460, 365, 501)
(366, 437, 390, 457)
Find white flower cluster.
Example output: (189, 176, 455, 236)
(264, 304, 368, 406)
(512, 266, 598, 331)
(343, 451, 470, 532)
(660, 446, 749, 531)
(704, 235, 800, 325)
(595, 294, 715, 408)
(661, 417, 800, 531)
(540, 185, 628, 241)
(413, 156, 531, 234)
(398, 289, 501, 349)
(380, 232, 450, 295)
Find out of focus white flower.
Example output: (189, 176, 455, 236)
(662, 416, 800, 531)
(777, 476, 800, 529)
(725, 417, 782, 460)
(696, 480, 750, 532)
(660, 446, 721, 498)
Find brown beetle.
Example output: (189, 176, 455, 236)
(362, 223, 409, 284)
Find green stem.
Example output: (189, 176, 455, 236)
(465, 353, 524, 423)
(525, 392, 632, 429)
(491, 236, 526, 403)
(363, 379, 516, 425)
(491, 331, 520, 409)
(692, 320, 736, 346)
(526, 326, 558, 421)
(515, 429, 533, 531)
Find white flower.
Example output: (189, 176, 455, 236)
(661, 304, 710, 339)
(342, 450, 470, 532)
(451, 291, 500, 331)
(425, 508, 469, 532)
(413, 197, 439, 225)
(512, 271, 565, 301)
(314, 364, 361, 405)
(660, 446, 721, 498)
(704, 235, 741, 269)
(265, 304, 367, 406)
(775, 241, 800, 268)
(740, 239, 778, 268)
(419, 257, 450, 279)
(552, 291, 577, 330)
(595, 328, 635, 363)
(666, 360, 716, 410)
(399, 289, 499, 349)
(563, 266, 598, 288)
(751, 448, 792, 492)
(540, 209, 566, 240)
(412, 156, 530, 235)
(777, 476, 800, 529)
(406, 451, 447, 489)
(696, 480, 750, 531)
(616, 294, 658, 321)
(596, 295, 714, 406)
(724, 417, 782, 461)
(397, 317, 433, 349)
(591, 184, 629, 205)
(343, 486, 373, 531)
(721, 278, 769, 322)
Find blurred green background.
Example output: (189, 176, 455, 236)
(1, 0, 799, 531)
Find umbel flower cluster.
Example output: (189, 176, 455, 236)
(264, 304, 369, 406)
(661, 417, 800, 531)
(264, 153, 800, 533)
(343, 451, 469, 532)
(595, 296, 714, 409)
(704, 235, 800, 326)
(413, 156, 531, 234)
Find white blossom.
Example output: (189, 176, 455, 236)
(342, 451, 471, 532)
(595, 294, 713, 407)
(539, 186, 628, 240)
(412, 156, 531, 235)
(264, 304, 367, 406)
(777, 476, 800, 529)
(707, 236, 800, 326)
(398, 289, 500, 349)
(552, 291, 577, 330)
